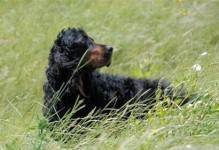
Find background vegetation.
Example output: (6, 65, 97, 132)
(0, 0, 219, 149)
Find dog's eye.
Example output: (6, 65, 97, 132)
(70, 42, 88, 51)
(64, 43, 87, 53)
(86, 38, 94, 46)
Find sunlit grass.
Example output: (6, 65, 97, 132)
(0, 0, 219, 149)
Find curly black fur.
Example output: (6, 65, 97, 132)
(43, 28, 189, 123)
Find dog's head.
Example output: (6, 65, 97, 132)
(54, 28, 113, 69)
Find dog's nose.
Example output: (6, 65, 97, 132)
(106, 46, 113, 53)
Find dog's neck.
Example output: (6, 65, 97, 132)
(74, 68, 97, 98)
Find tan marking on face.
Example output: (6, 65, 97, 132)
(83, 44, 112, 68)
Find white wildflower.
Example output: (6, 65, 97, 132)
(192, 64, 202, 71)
(186, 145, 193, 148)
(187, 103, 193, 109)
(200, 52, 208, 56)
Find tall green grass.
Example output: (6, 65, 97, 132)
(0, 0, 219, 149)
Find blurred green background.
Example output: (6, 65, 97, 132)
(0, 0, 219, 149)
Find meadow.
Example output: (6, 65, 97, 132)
(0, 0, 219, 149)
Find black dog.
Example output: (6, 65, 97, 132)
(43, 28, 189, 123)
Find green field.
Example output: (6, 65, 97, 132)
(0, 0, 219, 149)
